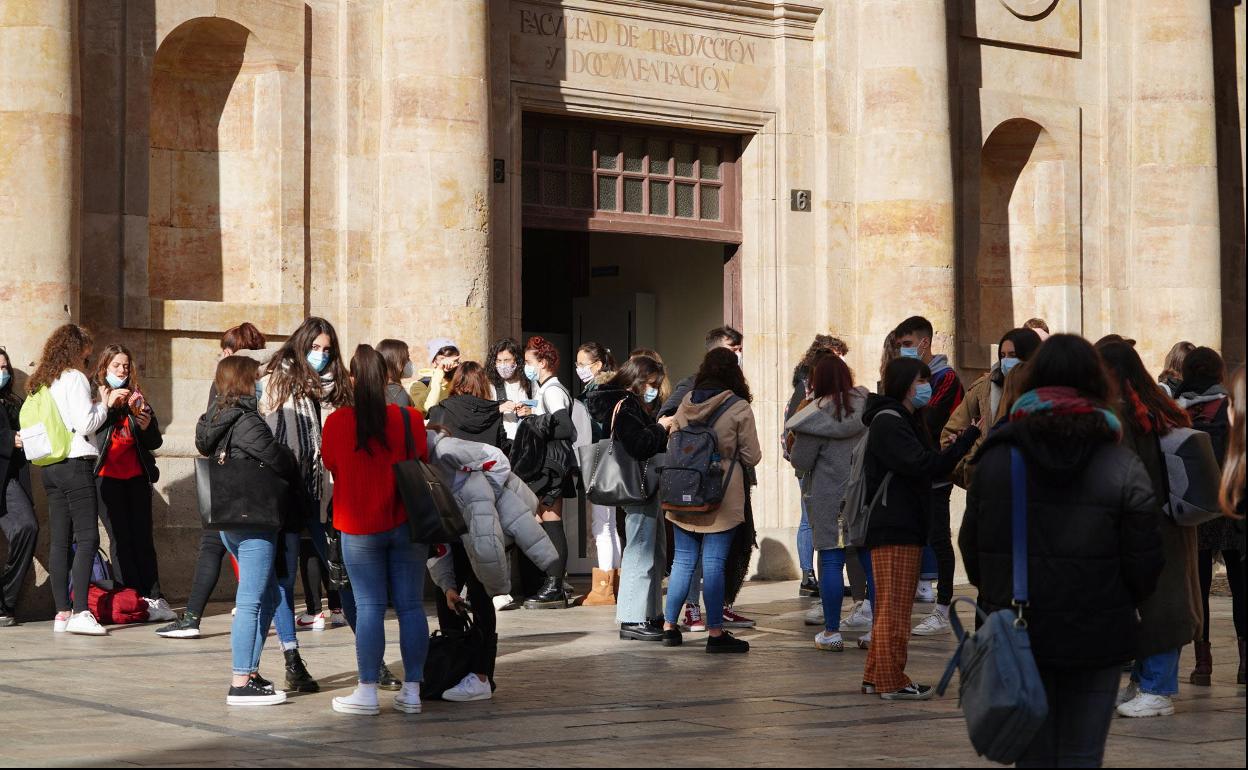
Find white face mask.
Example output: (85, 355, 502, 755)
(496, 362, 517, 380)
(576, 365, 595, 384)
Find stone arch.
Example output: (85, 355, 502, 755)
(148, 17, 281, 304)
(965, 117, 1076, 362)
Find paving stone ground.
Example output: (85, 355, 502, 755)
(0, 580, 1242, 768)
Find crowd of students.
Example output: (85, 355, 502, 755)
(1, 313, 1243, 757)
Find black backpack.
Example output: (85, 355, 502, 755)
(660, 395, 741, 513)
(508, 418, 547, 483)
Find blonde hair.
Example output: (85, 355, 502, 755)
(1220, 366, 1245, 518)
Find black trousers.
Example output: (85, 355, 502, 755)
(436, 544, 498, 680)
(98, 475, 162, 599)
(1016, 665, 1120, 768)
(186, 528, 229, 617)
(0, 477, 38, 615)
(928, 485, 956, 606)
(43, 458, 100, 613)
(299, 536, 341, 614)
(1198, 548, 1246, 640)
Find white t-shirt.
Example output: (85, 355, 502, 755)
(536, 377, 571, 416)
(50, 369, 109, 458)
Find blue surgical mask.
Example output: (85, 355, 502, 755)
(523, 364, 540, 382)
(911, 382, 933, 409)
(0, 370, 9, 389)
(254, 380, 264, 401)
(106, 374, 128, 389)
(1000, 356, 1020, 376)
(643, 387, 659, 404)
(900, 347, 921, 360)
(307, 350, 330, 373)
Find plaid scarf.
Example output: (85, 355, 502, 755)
(1009, 386, 1122, 440)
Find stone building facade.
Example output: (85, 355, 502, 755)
(1, 0, 1244, 608)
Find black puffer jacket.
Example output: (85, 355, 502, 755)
(862, 395, 979, 547)
(428, 394, 504, 447)
(195, 396, 296, 479)
(0, 396, 31, 510)
(586, 385, 669, 461)
(960, 414, 1164, 670)
(92, 407, 163, 482)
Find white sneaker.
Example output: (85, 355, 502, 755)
(1116, 692, 1174, 718)
(915, 582, 936, 604)
(804, 606, 825, 626)
(328, 610, 348, 627)
(144, 597, 177, 623)
(332, 687, 381, 716)
(442, 674, 493, 702)
(65, 611, 108, 636)
(912, 611, 951, 637)
(843, 600, 873, 629)
(814, 631, 844, 652)
(296, 612, 326, 631)
(395, 685, 423, 714)
(53, 611, 71, 633)
(857, 630, 872, 650)
(1116, 681, 1140, 708)
(492, 594, 513, 612)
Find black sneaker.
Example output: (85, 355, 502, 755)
(227, 679, 287, 706)
(662, 628, 683, 647)
(283, 648, 320, 693)
(155, 612, 201, 639)
(619, 622, 664, 641)
(250, 672, 274, 690)
(523, 577, 569, 609)
(379, 663, 402, 691)
(879, 683, 933, 701)
(706, 631, 750, 654)
(799, 570, 820, 598)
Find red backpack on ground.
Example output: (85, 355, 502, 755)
(87, 585, 149, 625)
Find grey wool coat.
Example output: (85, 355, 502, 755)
(785, 388, 869, 550)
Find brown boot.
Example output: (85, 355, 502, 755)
(1238, 637, 1245, 686)
(1190, 640, 1213, 686)
(581, 568, 617, 606)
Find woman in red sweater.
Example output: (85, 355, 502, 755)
(322, 344, 429, 716)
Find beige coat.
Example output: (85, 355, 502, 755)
(665, 390, 763, 534)
(942, 372, 1002, 488)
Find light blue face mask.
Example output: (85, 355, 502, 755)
(1000, 356, 1021, 376)
(307, 350, 330, 373)
(106, 374, 128, 390)
(900, 347, 921, 360)
(643, 386, 659, 404)
(254, 380, 264, 401)
(523, 364, 540, 382)
(911, 382, 933, 409)
(0, 370, 10, 389)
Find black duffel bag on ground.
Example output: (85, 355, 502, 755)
(422, 607, 485, 700)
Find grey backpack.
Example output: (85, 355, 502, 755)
(840, 409, 900, 547)
(660, 395, 741, 513)
(1157, 427, 1223, 527)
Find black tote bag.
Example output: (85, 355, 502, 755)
(195, 425, 289, 532)
(393, 410, 468, 545)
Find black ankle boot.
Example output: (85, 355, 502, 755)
(379, 663, 402, 691)
(524, 576, 569, 609)
(799, 570, 820, 598)
(283, 648, 319, 693)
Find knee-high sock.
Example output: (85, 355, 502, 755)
(542, 521, 568, 578)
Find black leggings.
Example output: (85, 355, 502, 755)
(43, 459, 100, 613)
(1, 478, 39, 614)
(926, 485, 956, 606)
(98, 475, 161, 599)
(1198, 549, 1245, 640)
(186, 529, 229, 618)
(436, 544, 498, 680)
(298, 537, 341, 614)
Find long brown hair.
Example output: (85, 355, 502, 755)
(222, 322, 265, 352)
(349, 344, 390, 454)
(694, 347, 752, 403)
(376, 339, 410, 385)
(1221, 366, 1245, 517)
(213, 356, 260, 411)
(449, 362, 493, 400)
(1160, 341, 1194, 385)
(27, 324, 93, 394)
(1097, 340, 1190, 435)
(811, 354, 857, 419)
(629, 348, 671, 404)
(94, 344, 141, 397)
(264, 317, 351, 409)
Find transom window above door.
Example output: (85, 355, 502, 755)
(521, 116, 741, 243)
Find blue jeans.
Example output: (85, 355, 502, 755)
(797, 488, 814, 572)
(1132, 649, 1180, 696)
(818, 548, 876, 632)
(341, 524, 429, 684)
(617, 500, 666, 625)
(220, 530, 281, 677)
(272, 530, 300, 645)
(664, 525, 738, 630)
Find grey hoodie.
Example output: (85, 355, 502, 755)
(784, 387, 869, 550)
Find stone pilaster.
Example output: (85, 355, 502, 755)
(1129, 0, 1221, 369)
(378, 0, 491, 359)
(853, 0, 957, 366)
(0, 0, 79, 372)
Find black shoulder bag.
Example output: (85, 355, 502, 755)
(393, 410, 468, 544)
(194, 422, 289, 532)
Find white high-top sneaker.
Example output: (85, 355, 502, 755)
(804, 605, 825, 626)
(843, 600, 873, 629)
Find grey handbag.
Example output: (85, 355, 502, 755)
(937, 447, 1048, 765)
(577, 400, 660, 506)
